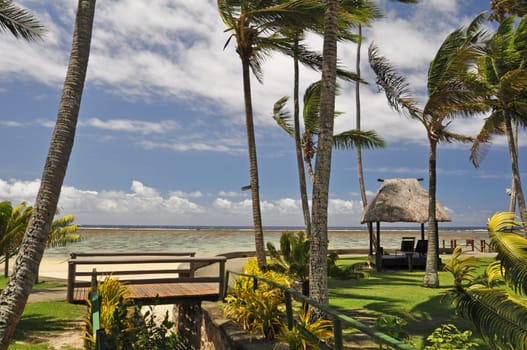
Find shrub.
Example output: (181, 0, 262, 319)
(224, 258, 290, 339)
(277, 308, 333, 350)
(82, 276, 179, 350)
(424, 324, 478, 350)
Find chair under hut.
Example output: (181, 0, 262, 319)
(360, 178, 451, 271)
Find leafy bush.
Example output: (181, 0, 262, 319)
(277, 308, 333, 350)
(82, 276, 179, 349)
(424, 324, 478, 350)
(376, 315, 409, 345)
(224, 258, 290, 339)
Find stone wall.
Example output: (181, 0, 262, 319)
(173, 301, 287, 350)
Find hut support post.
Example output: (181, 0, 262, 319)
(375, 221, 382, 272)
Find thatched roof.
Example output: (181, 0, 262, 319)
(360, 178, 451, 224)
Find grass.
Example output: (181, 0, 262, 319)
(0, 276, 85, 350)
(329, 256, 495, 349)
(10, 301, 85, 350)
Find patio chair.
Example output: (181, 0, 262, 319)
(399, 237, 415, 254)
(415, 239, 428, 256)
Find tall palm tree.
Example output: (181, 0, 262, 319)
(0, 0, 96, 347)
(470, 15, 527, 231)
(447, 212, 527, 350)
(0, 0, 45, 41)
(309, 0, 339, 312)
(218, 0, 321, 269)
(369, 14, 489, 288)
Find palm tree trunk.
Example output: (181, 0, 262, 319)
(310, 0, 338, 312)
(424, 138, 440, 288)
(508, 119, 518, 213)
(0, 1, 96, 347)
(293, 39, 312, 238)
(241, 57, 266, 269)
(505, 117, 527, 231)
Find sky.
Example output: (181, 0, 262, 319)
(0, 0, 524, 228)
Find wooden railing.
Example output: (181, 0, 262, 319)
(224, 270, 415, 350)
(67, 252, 226, 304)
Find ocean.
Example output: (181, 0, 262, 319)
(43, 225, 490, 259)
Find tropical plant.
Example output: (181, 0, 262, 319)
(275, 0, 380, 238)
(218, 0, 322, 269)
(224, 258, 290, 339)
(273, 80, 385, 186)
(266, 231, 311, 296)
(0, 201, 31, 278)
(0, 0, 45, 41)
(447, 212, 527, 350)
(470, 14, 527, 229)
(424, 324, 478, 350)
(83, 276, 132, 349)
(0, 0, 96, 347)
(368, 14, 489, 288)
(0, 201, 80, 278)
(276, 307, 333, 349)
(309, 0, 339, 316)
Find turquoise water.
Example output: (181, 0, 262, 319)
(43, 227, 490, 259)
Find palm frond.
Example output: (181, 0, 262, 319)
(368, 43, 422, 120)
(470, 111, 505, 168)
(303, 80, 321, 134)
(0, 0, 45, 41)
(333, 129, 385, 150)
(444, 246, 478, 289)
(272, 96, 295, 137)
(427, 13, 488, 99)
(454, 287, 527, 350)
(439, 129, 474, 144)
(487, 212, 527, 295)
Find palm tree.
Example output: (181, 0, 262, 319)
(0, 201, 80, 279)
(0, 201, 32, 278)
(0, 0, 96, 347)
(309, 0, 339, 312)
(0, 0, 45, 41)
(368, 14, 489, 288)
(470, 15, 527, 231)
(273, 80, 385, 184)
(218, 0, 321, 269)
(447, 212, 527, 349)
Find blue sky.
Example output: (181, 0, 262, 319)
(0, 0, 524, 227)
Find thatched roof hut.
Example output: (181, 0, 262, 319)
(361, 178, 451, 224)
(360, 178, 451, 259)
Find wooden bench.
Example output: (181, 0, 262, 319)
(67, 252, 227, 304)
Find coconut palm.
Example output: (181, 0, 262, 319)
(0, 201, 80, 278)
(0, 0, 45, 41)
(218, 0, 322, 269)
(0, 0, 96, 347)
(309, 0, 339, 312)
(369, 14, 489, 288)
(0, 201, 32, 278)
(273, 80, 385, 185)
(447, 212, 527, 350)
(470, 15, 527, 230)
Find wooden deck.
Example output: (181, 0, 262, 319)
(67, 252, 226, 304)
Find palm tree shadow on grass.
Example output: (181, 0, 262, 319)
(14, 313, 81, 343)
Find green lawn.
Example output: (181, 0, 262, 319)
(0, 276, 85, 350)
(329, 256, 494, 349)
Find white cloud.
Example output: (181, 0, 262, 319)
(82, 118, 179, 134)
